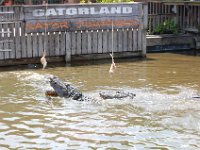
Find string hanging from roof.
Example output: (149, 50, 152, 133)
(40, 0, 48, 70)
(109, 19, 116, 74)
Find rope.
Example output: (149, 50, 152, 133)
(109, 18, 116, 74)
(40, 0, 48, 69)
(44, 0, 48, 51)
(111, 18, 114, 57)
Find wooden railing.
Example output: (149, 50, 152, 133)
(147, 1, 200, 34)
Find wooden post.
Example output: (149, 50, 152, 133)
(142, 3, 148, 57)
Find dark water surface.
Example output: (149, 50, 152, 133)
(0, 53, 200, 149)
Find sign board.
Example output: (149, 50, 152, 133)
(24, 3, 144, 33)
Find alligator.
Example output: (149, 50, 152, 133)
(46, 76, 136, 101)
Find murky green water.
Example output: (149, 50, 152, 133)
(0, 53, 200, 149)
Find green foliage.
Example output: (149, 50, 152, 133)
(153, 20, 178, 35)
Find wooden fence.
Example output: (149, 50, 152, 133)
(148, 1, 200, 34)
(0, 3, 147, 66)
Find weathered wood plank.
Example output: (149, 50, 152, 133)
(198, 6, 200, 28)
(87, 31, 92, 54)
(127, 29, 133, 51)
(117, 29, 123, 52)
(92, 30, 98, 54)
(7, 7, 14, 59)
(21, 23, 27, 58)
(60, 32, 66, 55)
(38, 32, 44, 57)
(133, 29, 138, 51)
(102, 30, 108, 53)
(123, 29, 128, 52)
(65, 31, 71, 62)
(194, 6, 197, 28)
(71, 32, 76, 55)
(142, 4, 148, 56)
(43, 32, 48, 56)
(55, 32, 60, 56)
(14, 7, 22, 59)
(107, 30, 112, 53)
(97, 30, 103, 53)
(76, 31, 82, 55)
(2, 7, 10, 59)
(15, 22, 21, 59)
(138, 28, 142, 51)
(26, 33, 33, 58)
(32, 33, 38, 58)
(113, 30, 117, 53)
(183, 5, 186, 28)
(8, 21, 15, 59)
(49, 32, 55, 56)
(82, 31, 88, 54)
(0, 17, 3, 60)
(3, 22, 9, 59)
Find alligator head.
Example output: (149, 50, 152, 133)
(49, 76, 83, 100)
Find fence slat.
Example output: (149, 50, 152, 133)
(82, 31, 88, 54)
(92, 31, 98, 54)
(65, 32, 71, 62)
(3, 20, 9, 59)
(184, 5, 186, 28)
(102, 30, 108, 53)
(0, 19, 3, 60)
(38, 33, 44, 57)
(128, 29, 133, 51)
(60, 32, 66, 55)
(117, 29, 123, 52)
(49, 32, 55, 56)
(107, 30, 112, 53)
(97, 30, 103, 53)
(77, 31, 82, 55)
(87, 31, 92, 54)
(15, 22, 21, 59)
(55, 32, 60, 56)
(71, 32, 76, 55)
(27, 34, 33, 58)
(21, 23, 27, 58)
(198, 6, 200, 27)
(138, 28, 142, 51)
(133, 29, 138, 51)
(7, 22, 14, 59)
(123, 29, 128, 52)
(32, 33, 38, 58)
(113, 30, 117, 53)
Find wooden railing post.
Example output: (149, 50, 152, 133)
(142, 3, 148, 57)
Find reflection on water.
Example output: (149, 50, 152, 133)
(0, 53, 200, 149)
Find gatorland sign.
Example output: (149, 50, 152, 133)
(24, 3, 144, 33)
